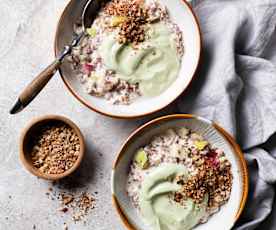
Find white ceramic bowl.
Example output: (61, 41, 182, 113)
(112, 114, 248, 230)
(55, 0, 201, 118)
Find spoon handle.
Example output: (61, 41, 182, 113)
(10, 59, 61, 114)
(10, 32, 84, 114)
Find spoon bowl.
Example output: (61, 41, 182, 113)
(82, 0, 102, 30)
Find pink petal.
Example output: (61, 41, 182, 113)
(206, 151, 219, 168)
(82, 63, 94, 74)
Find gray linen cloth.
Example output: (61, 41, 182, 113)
(178, 0, 276, 229)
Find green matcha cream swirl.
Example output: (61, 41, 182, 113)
(99, 22, 181, 97)
(139, 164, 208, 230)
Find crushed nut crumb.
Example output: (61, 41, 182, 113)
(46, 187, 96, 226)
(62, 194, 74, 205)
(30, 122, 80, 175)
(174, 151, 233, 209)
(104, 0, 148, 44)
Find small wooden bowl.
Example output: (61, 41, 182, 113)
(19, 115, 85, 180)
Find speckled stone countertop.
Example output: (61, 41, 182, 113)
(0, 1, 176, 229)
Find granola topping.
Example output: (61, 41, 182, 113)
(105, 0, 149, 44)
(174, 153, 233, 209)
(30, 122, 80, 174)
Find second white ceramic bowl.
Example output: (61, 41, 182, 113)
(112, 114, 248, 230)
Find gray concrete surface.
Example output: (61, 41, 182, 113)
(0, 1, 177, 229)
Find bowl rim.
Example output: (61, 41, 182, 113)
(54, 0, 202, 119)
(19, 114, 85, 180)
(111, 114, 249, 230)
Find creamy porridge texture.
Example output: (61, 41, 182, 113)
(68, 0, 184, 105)
(127, 128, 233, 230)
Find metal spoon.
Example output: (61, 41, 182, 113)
(10, 0, 102, 114)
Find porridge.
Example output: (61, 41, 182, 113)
(68, 0, 184, 105)
(127, 128, 233, 230)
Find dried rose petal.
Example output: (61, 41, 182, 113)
(206, 151, 219, 168)
(82, 63, 94, 74)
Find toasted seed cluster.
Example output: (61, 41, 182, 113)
(174, 153, 232, 208)
(46, 187, 96, 225)
(30, 122, 80, 174)
(105, 0, 149, 44)
(72, 192, 95, 222)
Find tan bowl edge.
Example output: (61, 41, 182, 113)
(213, 123, 249, 221)
(19, 114, 85, 180)
(54, 0, 202, 119)
(112, 195, 136, 230)
(112, 114, 249, 230)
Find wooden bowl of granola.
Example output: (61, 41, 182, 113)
(19, 115, 85, 180)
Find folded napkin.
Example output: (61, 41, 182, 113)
(178, 0, 276, 229)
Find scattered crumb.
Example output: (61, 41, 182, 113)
(46, 187, 96, 227)
(62, 194, 74, 205)
(59, 207, 69, 213)
(72, 192, 95, 222)
(63, 223, 68, 230)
